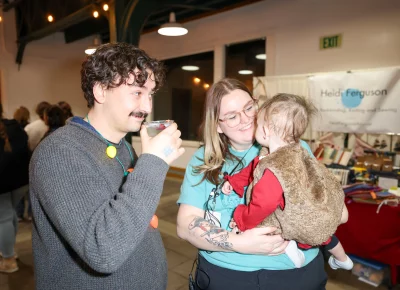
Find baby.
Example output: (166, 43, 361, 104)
(222, 93, 353, 270)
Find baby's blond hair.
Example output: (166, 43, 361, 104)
(258, 93, 317, 143)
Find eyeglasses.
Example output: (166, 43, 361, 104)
(218, 100, 258, 128)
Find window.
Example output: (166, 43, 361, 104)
(153, 51, 214, 141)
(225, 38, 266, 91)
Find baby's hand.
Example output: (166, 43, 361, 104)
(232, 226, 241, 234)
(229, 218, 236, 229)
(221, 181, 233, 195)
(229, 218, 241, 234)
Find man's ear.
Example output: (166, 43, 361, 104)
(93, 83, 106, 104)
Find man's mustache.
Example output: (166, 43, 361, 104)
(129, 111, 148, 119)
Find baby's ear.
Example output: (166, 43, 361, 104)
(262, 124, 270, 137)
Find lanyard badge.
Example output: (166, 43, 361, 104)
(205, 187, 222, 226)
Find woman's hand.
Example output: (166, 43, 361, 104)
(233, 227, 288, 255)
(221, 181, 233, 195)
(340, 203, 349, 224)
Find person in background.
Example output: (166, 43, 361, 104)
(13, 106, 32, 221)
(177, 78, 327, 290)
(0, 105, 11, 167)
(13, 106, 30, 129)
(29, 43, 184, 290)
(58, 101, 73, 119)
(24, 101, 50, 151)
(41, 105, 66, 141)
(0, 103, 30, 273)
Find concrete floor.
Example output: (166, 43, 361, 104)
(0, 177, 397, 290)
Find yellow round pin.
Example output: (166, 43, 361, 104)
(106, 145, 117, 158)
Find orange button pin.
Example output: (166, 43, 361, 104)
(127, 168, 134, 173)
(150, 215, 158, 229)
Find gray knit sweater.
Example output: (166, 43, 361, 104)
(29, 118, 169, 290)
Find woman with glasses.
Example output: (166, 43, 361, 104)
(177, 78, 327, 290)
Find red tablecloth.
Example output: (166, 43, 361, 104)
(336, 199, 400, 285)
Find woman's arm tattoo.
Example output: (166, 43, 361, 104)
(188, 217, 233, 250)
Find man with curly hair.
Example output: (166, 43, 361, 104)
(29, 43, 185, 290)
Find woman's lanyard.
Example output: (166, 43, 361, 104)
(204, 143, 255, 224)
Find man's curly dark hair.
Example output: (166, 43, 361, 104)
(81, 43, 166, 108)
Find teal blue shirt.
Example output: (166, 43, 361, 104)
(177, 140, 319, 271)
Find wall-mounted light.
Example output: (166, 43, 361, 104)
(255, 54, 267, 60)
(103, 4, 109, 11)
(238, 70, 253, 75)
(85, 35, 101, 55)
(47, 15, 54, 22)
(0, 16, 2, 23)
(203, 83, 210, 89)
(193, 77, 201, 84)
(158, 12, 188, 36)
(182, 65, 199, 71)
(93, 11, 99, 18)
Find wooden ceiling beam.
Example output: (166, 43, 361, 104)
(2, 0, 25, 12)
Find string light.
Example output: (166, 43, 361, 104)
(103, 4, 109, 11)
(203, 83, 210, 89)
(0, 16, 2, 23)
(47, 15, 54, 22)
(193, 77, 201, 84)
(93, 11, 99, 18)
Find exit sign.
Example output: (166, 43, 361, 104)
(320, 34, 342, 50)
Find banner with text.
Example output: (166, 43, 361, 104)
(308, 69, 400, 133)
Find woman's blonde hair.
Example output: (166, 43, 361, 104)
(194, 78, 254, 185)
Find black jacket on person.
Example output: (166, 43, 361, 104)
(0, 118, 31, 194)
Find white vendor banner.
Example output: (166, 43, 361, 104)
(308, 69, 400, 133)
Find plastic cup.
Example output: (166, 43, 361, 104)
(143, 120, 174, 137)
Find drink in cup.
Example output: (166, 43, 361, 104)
(143, 120, 174, 137)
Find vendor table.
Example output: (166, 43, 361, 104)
(335, 199, 400, 286)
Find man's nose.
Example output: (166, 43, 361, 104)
(140, 94, 152, 113)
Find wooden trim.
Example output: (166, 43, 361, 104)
(166, 172, 184, 180)
(169, 166, 186, 173)
(167, 166, 185, 180)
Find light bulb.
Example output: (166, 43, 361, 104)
(182, 66, 199, 71)
(238, 70, 253, 75)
